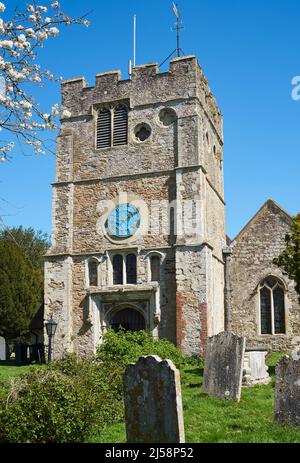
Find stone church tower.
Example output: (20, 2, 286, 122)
(44, 56, 226, 359)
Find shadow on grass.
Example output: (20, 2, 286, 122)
(0, 360, 18, 367)
(268, 365, 276, 377)
(188, 382, 202, 388)
(184, 367, 204, 376)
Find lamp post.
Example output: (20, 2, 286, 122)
(45, 316, 58, 363)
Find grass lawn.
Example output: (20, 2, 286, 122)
(1, 353, 300, 443)
(0, 360, 43, 386)
(87, 352, 300, 444)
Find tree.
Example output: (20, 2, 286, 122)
(0, 240, 41, 341)
(0, 225, 50, 273)
(274, 213, 300, 301)
(0, 1, 89, 161)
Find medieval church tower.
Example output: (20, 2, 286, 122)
(44, 56, 226, 359)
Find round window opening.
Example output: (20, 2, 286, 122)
(134, 123, 151, 142)
(159, 108, 177, 127)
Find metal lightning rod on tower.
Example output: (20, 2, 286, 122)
(128, 14, 137, 77)
(160, 2, 185, 68)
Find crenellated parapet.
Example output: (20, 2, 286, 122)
(61, 56, 222, 139)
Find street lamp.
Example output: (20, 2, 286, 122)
(45, 316, 58, 363)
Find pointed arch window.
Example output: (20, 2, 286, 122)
(88, 259, 98, 287)
(259, 277, 286, 335)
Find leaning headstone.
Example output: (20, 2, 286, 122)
(203, 331, 246, 402)
(243, 348, 271, 386)
(124, 355, 185, 443)
(274, 350, 300, 427)
(0, 336, 5, 361)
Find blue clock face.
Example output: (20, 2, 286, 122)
(107, 203, 141, 239)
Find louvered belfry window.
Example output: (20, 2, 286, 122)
(113, 105, 128, 146)
(96, 104, 128, 149)
(97, 109, 111, 149)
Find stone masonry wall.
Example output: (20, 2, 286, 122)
(44, 257, 73, 359)
(230, 200, 300, 351)
(70, 248, 176, 358)
(45, 55, 226, 358)
(175, 245, 209, 356)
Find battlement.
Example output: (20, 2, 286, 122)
(61, 55, 222, 138)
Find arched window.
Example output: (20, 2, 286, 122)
(150, 255, 161, 282)
(88, 260, 98, 287)
(96, 108, 111, 149)
(113, 255, 123, 285)
(259, 277, 286, 335)
(126, 254, 137, 284)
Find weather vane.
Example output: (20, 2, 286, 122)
(160, 2, 185, 68)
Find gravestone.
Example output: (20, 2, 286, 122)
(242, 349, 270, 386)
(203, 331, 246, 402)
(274, 350, 300, 427)
(124, 355, 185, 443)
(0, 336, 5, 360)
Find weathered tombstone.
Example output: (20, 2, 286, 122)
(274, 350, 300, 427)
(124, 355, 185, 443)
(203, 331, 246, 401)
(0, 336, 6, 361)
(243, 348, 270, 386)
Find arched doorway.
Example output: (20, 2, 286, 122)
(110, 308, 146, 332)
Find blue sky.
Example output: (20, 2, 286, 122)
(0, 0, 299, 239)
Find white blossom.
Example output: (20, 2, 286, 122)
(48, 27, 59, 38)
(26, 28, 36, 39)
(0, 2, 89, 160)
(37, 30, 48, 40)
(18, 34, 26, 43)
(51, 104, 59, 117)
(7, 69, 26, 81)
(20, 100, 32, 110)
(0, 40, 13, 49)
(30, 74, 42, 82)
